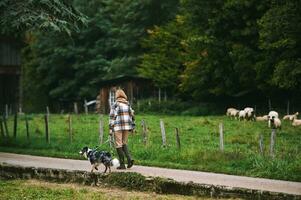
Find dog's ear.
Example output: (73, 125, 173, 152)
(80, 146, 88, 154)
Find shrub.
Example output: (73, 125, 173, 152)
(135, 99, 222, 115)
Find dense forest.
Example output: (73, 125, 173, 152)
(6, 0, 301, 111)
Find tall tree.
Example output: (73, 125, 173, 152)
(103, 0, 179, 78)
(22, 0, 179, 110)
(258, 0, 301, 94)
(139, 16, 186, 92)
(180, 0, 268, 99)
(0, 0, 87, 35)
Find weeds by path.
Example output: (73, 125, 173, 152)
(0, 179, 240, 200)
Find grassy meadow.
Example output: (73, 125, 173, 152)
(0, 114, 300, 182)
(1, 179, 229, 200)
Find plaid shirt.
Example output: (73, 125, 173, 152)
(109, 102, 135, 132)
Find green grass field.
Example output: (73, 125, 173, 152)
(0, 114, 300, 181)
(1, 179, 228, 200)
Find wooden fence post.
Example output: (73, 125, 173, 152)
(84, 100, 88, 114)
(99, 115, 104, 144)
(270, 129, 276, 158)
(5, 104, 8, 119)
(74, 103, 78, 114)
(219, 123, 224, 152)
(259, 134, 264, 155)
(137, 100, 140, 112)
(3, 116, 9, 137)
(44, 114, 50, 143)
(18, 105, 22, 114)
(13, 113, 17, 139)
(158, 88, 161, 103)
(68, 114, 72, 143)
(9, 104, 12, 115)
(268, 99, 271, 111)
(0, 118, 4, 137)
(287, 100, 290, 115)
(141, 120, 147, 145)
(160, 119, 166, 147)
(25, 115, 29, 140)
(46, 106, 50, 117)
(175, 128, 181, 149)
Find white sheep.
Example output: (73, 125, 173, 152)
(268, 111, 279, 128)
(292, 118, 301, 127)
(283, 112, 299, 121)
(244, 107, 255, 121)
(226, 108, 237, 116)
(256, 115, 268, 121)
(268, 111, 279, 119)
(230, 109, 239, 119)
(269, 117, 281, 129)
(238, 110, 246, 121)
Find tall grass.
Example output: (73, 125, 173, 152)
(0, 114, 300, 181)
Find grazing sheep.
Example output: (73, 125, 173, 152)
(244, 107, 255, 121)
(268, 111, 279, 128)
(229, 109, 239, 119)
(226, 108, 237, 116)
(268, 111, 279, 119)
(269, 117, 281, 129)
(238, 110, 246, 121)
(244, 107, 253, 113)
(256, 115, 268, 121)
(292, 118, 301, 127)
(283, 112, 299, 121)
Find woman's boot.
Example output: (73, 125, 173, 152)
(116, 147, 126, 169)
(122, 145, 134, 168)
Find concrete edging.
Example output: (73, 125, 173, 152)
(0, 163, 299, 200)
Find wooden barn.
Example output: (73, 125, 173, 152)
(0, 37, 22, 114)
(96, 76, 153, 113)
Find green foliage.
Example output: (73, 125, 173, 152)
(21, 0, 179, 110)
(0, 0, 87, 35)
(13, 0, 301, 109)
(258, 0, 301, 91)
(136, 99, 221, 115)
(140, 0, 301, 100)
(139, 16, 186, 90)
(178, 0, 266, 98)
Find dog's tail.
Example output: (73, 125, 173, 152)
(111, 158, 120, 167)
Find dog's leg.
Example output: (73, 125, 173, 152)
(104, 166, 107, 173)
(91, 164, 98, 172)
(109, 166, 111, 173)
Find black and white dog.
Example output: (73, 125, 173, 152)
(79, 146, 119, 173)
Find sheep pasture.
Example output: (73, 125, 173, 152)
(0, 114, 300, 181)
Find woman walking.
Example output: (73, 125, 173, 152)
(109, 89, 135, 169)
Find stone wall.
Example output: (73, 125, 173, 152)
(0, 163, 299, 200)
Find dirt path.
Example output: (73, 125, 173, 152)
(0, 152, 300, 196)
